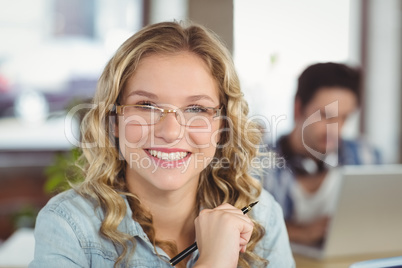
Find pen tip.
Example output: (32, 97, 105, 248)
(250, 200, 259, 208)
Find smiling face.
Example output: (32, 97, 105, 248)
(116, 51, 221, 197)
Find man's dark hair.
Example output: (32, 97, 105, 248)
(296, 62, 361, 108)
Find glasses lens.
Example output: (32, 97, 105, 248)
(123, 105, 160, 125)
(181, 108, 217, 128)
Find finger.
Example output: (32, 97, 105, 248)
(199, 204, 239, 217)
(240, 244, 247, 253)
(239, 236, 249, 247)
(213, 203, 245, 215)
(213, 203, 234, 210)
(198, 204, 254, 233)
(238, 220, 254, 244)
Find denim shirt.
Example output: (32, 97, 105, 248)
(29, 189, 295, 268)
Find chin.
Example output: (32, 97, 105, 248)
(148, 168, 200, 191)
(312, 143, 331, 155)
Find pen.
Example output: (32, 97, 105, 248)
(169, 201, 259, 266)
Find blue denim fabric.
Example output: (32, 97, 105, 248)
(29, 189, 295, 267)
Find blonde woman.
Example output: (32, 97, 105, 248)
(30, 21, 294, 267)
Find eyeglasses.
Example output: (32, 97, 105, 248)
(115, 104, 222, 128)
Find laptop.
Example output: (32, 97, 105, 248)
(350, 256, 402, 268)
(291, 164, 402, 259)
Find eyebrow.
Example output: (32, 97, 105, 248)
(186, 94, 217, 104)
(125, 90, 158, 100)
(125, 90, 217, 104)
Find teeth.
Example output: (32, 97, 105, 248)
(148, 150, 188, 161)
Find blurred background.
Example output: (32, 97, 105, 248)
(0, 0, 401, 265)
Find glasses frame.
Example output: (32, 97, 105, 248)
(115, 104, 222, 127)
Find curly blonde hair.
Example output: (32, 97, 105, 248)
(77, 21, 267, 267)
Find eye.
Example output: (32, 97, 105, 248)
(183, 105, 209, 113)
(132, 101, 160, 112)
(137, 101, 157, 107)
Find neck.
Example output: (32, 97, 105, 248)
(143, 193, 197, 233)
(125, 172, 198, 251)
(142, 191, 198, 254)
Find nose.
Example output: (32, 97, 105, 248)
(153, 112, 183, 144)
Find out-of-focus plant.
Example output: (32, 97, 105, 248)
(44, 98, 89, 194)
(44, 147, 85, 194)
(12, 205, 39, 229)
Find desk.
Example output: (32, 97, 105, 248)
(294, 253, 402, 268)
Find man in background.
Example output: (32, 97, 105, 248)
(262, 62, 381, 245)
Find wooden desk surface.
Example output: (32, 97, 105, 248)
(294, 252, 402, 268)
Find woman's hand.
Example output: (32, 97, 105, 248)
(193, 203, 254, 268)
